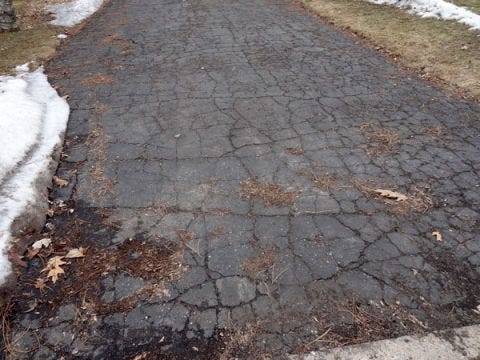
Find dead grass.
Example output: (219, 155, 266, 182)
(300, 297, 432, 352)
(0, 0, 74, 74)
(94, 103, 109, 114)
(13, 0, 65, 29)
(100, 33, 134, 55)
(304, 302, 390, 350)
(7, 208, 189, 354)
(81, 73, 116, 86)
(422, 126, 448, 139)
(145, 204, 178, 216)
(176, 230, 194, 243)
(240, 179, 300, 207)
(359, 123, 400, 157)
(117, 239, 187, 282)
(302, 0, 480, 99)
(85, 124, 106, 148)
(204, 208, 232, 216)
(218, 322, 265, 360)
(85, 125, 116, 197)
(353, 179, 433, 214)
(242, 241, 276, 279)
(0, 26, 57, 75)
(211, 226, 225, 238)
(447, 0, 480, 14)
(28, 223, 188, 315)
(307, 172, 340, 190)
(100, 33, 121, 45)
(285, 147, 305, 156)
(1, 300, 14, 355)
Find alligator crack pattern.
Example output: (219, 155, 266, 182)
(9, 0, 480, 358)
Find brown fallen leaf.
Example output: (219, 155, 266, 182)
(34, 277, 50, 293)
(432, 231, 443, 241)
(7, 247, 27, 268)
(53, 176, 69, 188)
(65, 247, 86, 259)
(374, 189, 408, 201)
(26, 248, 40, 260)
(133, 352, 149, 360)
(41, 256, 66, 283)
(25, 299, 38, 313)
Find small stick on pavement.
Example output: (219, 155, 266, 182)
(304, 327, 332, 347)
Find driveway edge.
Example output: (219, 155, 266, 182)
(290, 324, 480, 359)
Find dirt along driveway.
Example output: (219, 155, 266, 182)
(6, 0, 480, 358)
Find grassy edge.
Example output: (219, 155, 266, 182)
(0, 0, 111, 75)
(447, 0, 480, 14)
(296, 0, 480, 102)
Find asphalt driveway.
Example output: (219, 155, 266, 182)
(8, 0, 480, 358)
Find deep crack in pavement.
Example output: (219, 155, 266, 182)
(8, 0, 480, 358)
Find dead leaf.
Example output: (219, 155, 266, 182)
(61, 95, 70, 100)
(34, 277, 50, 293)
(432, 231, 442, 241)
(7, 248, 27, 268)
(65, 247, 86, 259)
(25, 299, 38, 313)
(46, 208, 55, 217)
(473, 305, 480, 316)
(45, 223, 55, 231)
(133, 353, 149, 360)
(32, 238, 51, 249)
(41, 256, 66, 283)
(374, 189, 408, 201)
(26, 248, 40, 260)
(53, 176, 69, 188)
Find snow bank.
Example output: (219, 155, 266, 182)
(47, 0, 104, 27)
(0, 69, 69, 285)
(363, 0, 480, 30)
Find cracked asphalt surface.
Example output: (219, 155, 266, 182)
(8, 0, 480, 358)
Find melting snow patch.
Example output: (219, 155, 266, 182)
(14, 62, 31, 73)
(47, 0, 104, 27)
(0, 68, 69, 285)
(363, 0, 480, 30)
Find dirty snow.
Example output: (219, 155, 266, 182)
(363, 0, 480, 30)
(14, 62, 31, 73)
(47, 0, 104, 27)
(0, 68, 69, 285)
